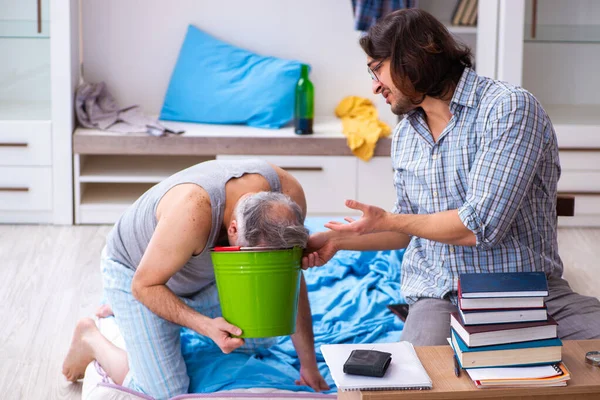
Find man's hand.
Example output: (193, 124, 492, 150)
(295, 365, 330, 392)
(205, 317, 245, 354)
(302, 231, 339, 269)
(325, 199, 389, 235)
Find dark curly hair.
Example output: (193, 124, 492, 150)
(359, 8, 473, 104)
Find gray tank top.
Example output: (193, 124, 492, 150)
(105, 159, 281, 296)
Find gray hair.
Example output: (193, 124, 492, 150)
(234, 192, 309, 248)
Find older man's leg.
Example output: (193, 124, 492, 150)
(101, 252, 190, 400)
(546, 276, 600, 340)
(400, 298, 458, 346)
(62, 317, 128, 383)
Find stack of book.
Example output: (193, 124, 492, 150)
(450, 272, 570, 388)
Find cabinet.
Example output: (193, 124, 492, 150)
(74, 154, 212, 224)
(0, 0, 78, 224)
(217, 155, 359, 216)
(497, 0, 600, 226)
(73, 150, 396, 224)
(72, 118, 392, 223)
(356, 157, 397, 211)
(0, 0, 52, 223)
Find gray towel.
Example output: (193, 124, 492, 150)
(75, 82, 183, 136)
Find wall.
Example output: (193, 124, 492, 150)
(81, 0, 399, 126)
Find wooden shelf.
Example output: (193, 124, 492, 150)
(80, 183, 153, 207)
(78, 182, 154, 223)
(444, 22, 477, 35)
(79, 155, 211, 183)
(73, 117, 393, 157)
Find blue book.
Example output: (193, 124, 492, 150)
(459, 272, 549, 298)
(451, 329, 562, 369)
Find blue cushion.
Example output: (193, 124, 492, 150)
(160, 25, 304, 129)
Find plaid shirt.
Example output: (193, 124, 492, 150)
(392, 67, 563, 304)
(352, 0, 417, 31)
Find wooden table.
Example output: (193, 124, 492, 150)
(338, 340, 600, 400)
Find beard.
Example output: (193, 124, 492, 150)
(390, 95, 416, 116)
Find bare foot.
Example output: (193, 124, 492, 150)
(62, 318, 98, 382)
(95, 304, 114, 318)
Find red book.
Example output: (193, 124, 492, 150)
(450, 312, 558, 347)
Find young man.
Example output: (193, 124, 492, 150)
(63, 159, 328, 399)
(304, 9, 600, 345)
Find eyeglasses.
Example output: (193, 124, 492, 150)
(368, 59, 385, 82)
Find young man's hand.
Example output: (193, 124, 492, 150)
(302, 231, 339, 269)
(296, 364, 330, 392)
(325, 199, 389, 235)
(206, 317, 245, 354)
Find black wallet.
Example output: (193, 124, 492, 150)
(343, 349, 392, 378)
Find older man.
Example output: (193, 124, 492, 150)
(62, 159, 328, 399)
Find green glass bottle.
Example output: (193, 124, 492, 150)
(294, 64, 314, 135)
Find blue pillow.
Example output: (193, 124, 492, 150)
(160, 25, 304, 129)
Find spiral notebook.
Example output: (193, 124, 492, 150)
(321, 341, 432, 391)
(467, 362, 570, 388)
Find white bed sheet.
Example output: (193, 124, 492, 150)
(82, 317, 334, 400)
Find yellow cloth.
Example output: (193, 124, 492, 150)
(335, 96, 391, 161)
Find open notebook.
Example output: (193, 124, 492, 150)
(321, 342, 432, 391)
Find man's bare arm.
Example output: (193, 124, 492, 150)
(291, 275, 316, 367)
(332, 230, 411, 251)
(131, 186, 243, 354)
(131, 187, 215, 334)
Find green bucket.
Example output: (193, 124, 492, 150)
(210, 247, 302, 338)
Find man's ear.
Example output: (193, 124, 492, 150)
(228, 219, 238, 236)
(227, 219, 239, 245)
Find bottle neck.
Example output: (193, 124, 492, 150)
(300, 65, 309, 80)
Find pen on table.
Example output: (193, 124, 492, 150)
(453, 354, 461, 377)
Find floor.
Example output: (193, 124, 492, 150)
(0, 225, 110, 399)
(0, 225, 599, 399)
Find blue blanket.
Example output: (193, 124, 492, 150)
(183, 217, 405, 394)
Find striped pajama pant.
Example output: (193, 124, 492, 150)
(100, 248, 275, 400)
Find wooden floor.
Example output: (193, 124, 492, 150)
(0, 225, 599, 399)
(0, 225, 111, 399)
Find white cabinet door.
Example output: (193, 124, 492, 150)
(0, 166, 52, 211)
(356, 157, 397, 211)
(558, 172, 600, 193)
(216, 155, 357, 215)
(0, 121, 52, 166)
(560, 151, 600, 171)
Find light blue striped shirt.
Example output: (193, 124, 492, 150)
(392, 67, 563, 304)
